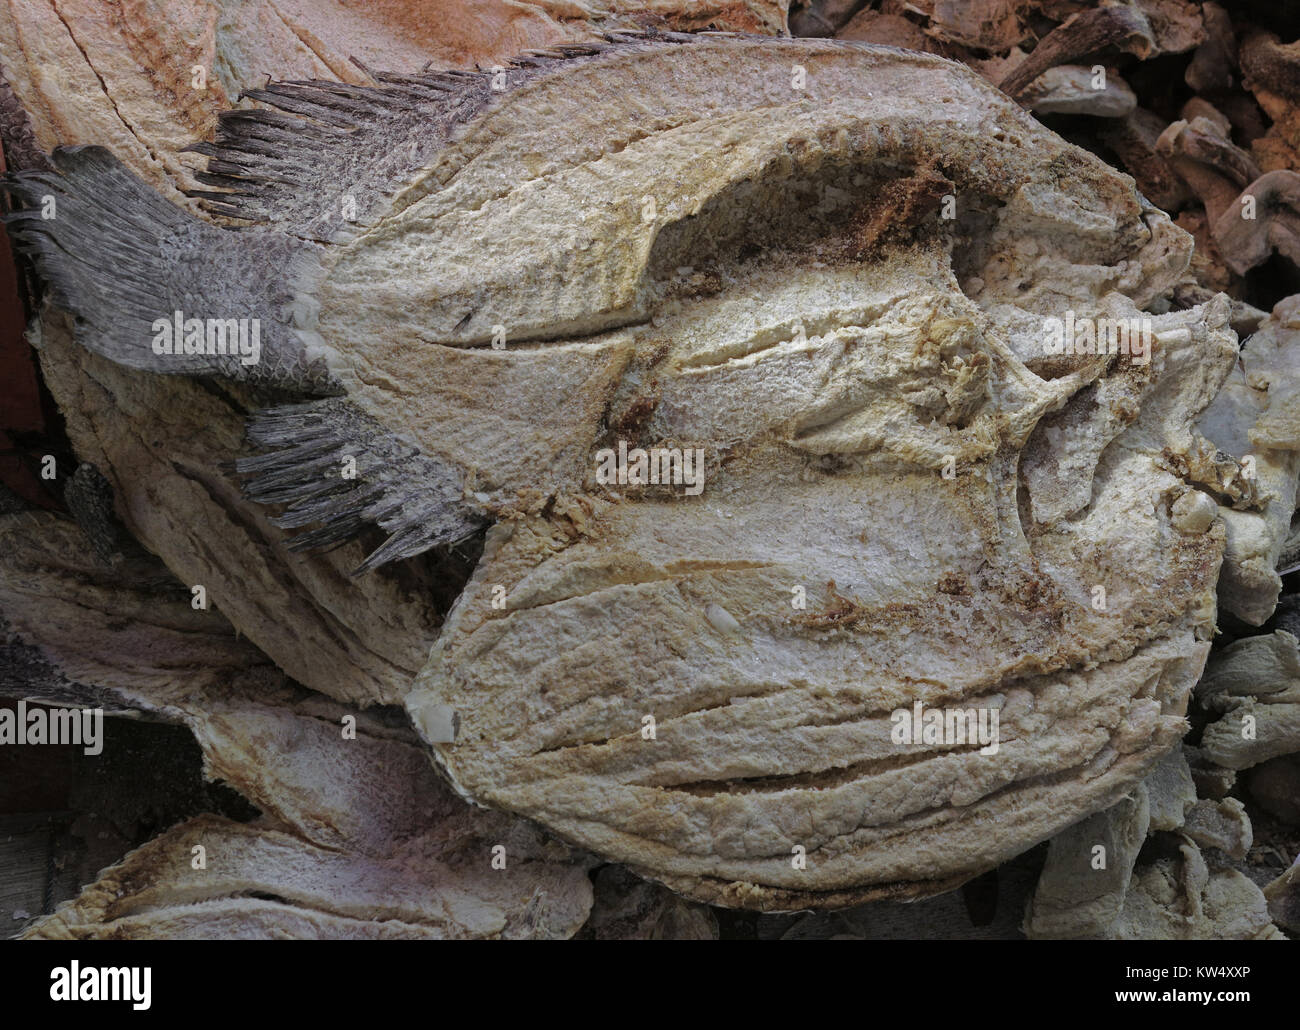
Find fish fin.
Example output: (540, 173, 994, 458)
(238, 399, 487, 573)
(3, 145, 338, 390)
(182, 30, 709, 235)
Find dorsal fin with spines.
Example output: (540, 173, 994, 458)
(182, 30, 716, 237)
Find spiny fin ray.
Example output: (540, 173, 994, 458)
(238, 399, 488, 574)
(183, 30, 713, 235)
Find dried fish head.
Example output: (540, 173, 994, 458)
(4, 34, 1241, 909)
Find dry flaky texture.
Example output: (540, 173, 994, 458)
(837, 9, 938, 52)
(344, 38, 1240, 909)
(25, 811, 592, 940)
(0, 509, 285, 710)
(0, 25, 1271, 917)
(1023, 743, 1280, 939)
(927, 0, 1030, 52)
(30, 314, 441, 707)
(0, 0, 788, 196)
(0, 510, 595, 940)
(1265, 856, 1300, 936)
(1181, 797, 1251, 859)
(1112, 840, 1283, 939)
(1142, 744, 1197, 832)
(1196, 630, 1300, 772)
(1197, 298, 1300, 625)
(1022, 789, 1152, 938)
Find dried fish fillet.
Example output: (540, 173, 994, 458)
(0, 510, 594, 939)
(1197, 297, 1300, 623)
(5, 34, 1239, 908)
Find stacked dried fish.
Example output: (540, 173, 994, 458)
(1, 1, 1298, 938)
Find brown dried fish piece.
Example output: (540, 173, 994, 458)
(4, 34, 1238, 909)
(1241, 27, 1300, 109)
(1100, 108, 1193, 211)
(927, 0, 1029, 52)
(1212, 170, 1300, 275)
(1021, 64, 1137, 118)
(1238, 29, 1300, 177)
(1158, 115, 1262, 222)
(836, 9, 938, 52)
(1184, 2, 1235, 94)
(1133, 0, 1203, 56)
(629, 0, 789, 34)
(999, 4, 1155, 100)
(1152, 39, 1300, 274)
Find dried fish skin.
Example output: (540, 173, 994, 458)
(4, 35, 1239, 909)
(408, 300, 1230, 908)
(389, 45, 1236, 907)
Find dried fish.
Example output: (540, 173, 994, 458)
(3, 33, 1250, 909)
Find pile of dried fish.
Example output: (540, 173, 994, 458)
(0, 0, 1297, 938)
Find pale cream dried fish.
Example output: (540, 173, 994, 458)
(5, 34, 1240, 909)
(0, 511, 594, 940)
(1196, 630, 1300, 771)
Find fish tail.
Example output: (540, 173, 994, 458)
(3, 144, 333, 390)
